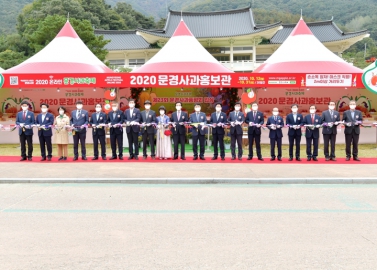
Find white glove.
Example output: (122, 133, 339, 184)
(354, 122, 359, 126)
(249, 122, 253, 126)
(20, 123, 25, 127)
(328, 123, 333, 128)
(92, 124, 96, 127)
(179, 122, 184, 125)
(347, 122, 352, 127)
(256, 124, 261, 128)
(271, 126, 276, 130)
(212, 123, 217, 127)
(334, 121, 339, 125)
(277, 125, 281, 129)
(231, 122, 235, 127)
(316, 125, 321, 128)
(200, 122, 205, 125)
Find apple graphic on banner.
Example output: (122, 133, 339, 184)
(362, 62, 377, 93)
(103, 100, 111, 113)
(241, 89, 256, 104)
(104, 89, 116, 100)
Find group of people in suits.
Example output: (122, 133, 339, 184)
(14, 99, 363, 162)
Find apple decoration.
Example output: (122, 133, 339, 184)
(241, 89, 256, 104)
(363, 63, 377, 93)
(103, 100, 111, 113)
(211, 88, 220, 97)
(104, 89, 116, 100)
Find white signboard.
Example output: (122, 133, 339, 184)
(306, 74, 353, 87)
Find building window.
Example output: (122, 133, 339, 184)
(215, 56, 230, 62)
(234, 55, 251, 61)
(108, 59, 125, 66)
(256, 55, 271, 62)
(129, 59, 145, 65)
(233, 47, 253, 51)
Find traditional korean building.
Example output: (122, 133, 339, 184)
(95, 6, 369, 72)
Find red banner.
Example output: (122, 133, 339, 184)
(0, 72, 365, 88)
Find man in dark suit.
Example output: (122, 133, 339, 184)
(70, 100, 89, 161)
(342, 100, 363, 161)
(189, 103, 207, 160)
(286, 104, 304, 161)
(266, 107, 284, 161)
(36, 103, 54, 161)
(108, 102, 124, 160)
(303, 105, 322, 161)
(245, 102, 264, 161)
(124, 99, 141, 160)
(228, 101, 245, 160)
(210, 102, 227, 160)
(140, 100, 156, 160)
(90, 103, 107, 160)
(16, 101, 35, 161)
(170, 102, 188, 160)
(321, 101, 341, 161)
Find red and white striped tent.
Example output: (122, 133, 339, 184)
(134, 19, 233, 73)
(254, 18, 363, 74)
(3, 21, 113, 74)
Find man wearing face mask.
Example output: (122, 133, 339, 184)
(189, 103, 207, 160)
(108, 102, 124, 160)
(321, 101, 341, 161)
(266, 107, 284, 161)
(16, 101, 35, 161)
(342, 100, 363, 161)
(245, 102, 264, 161)
(70, 100, 89, 161)
(140, 100, 157, 160)
(210, 102, 227, 160)
(124, 99, 141, 160)
(90, 103, 107, 160)
(286, 104, 304, 161)
(170, 102, 188, 160)
(228, 102, 245, 160)
(36, 103, 54, 161)
(303, 105, 322, 161)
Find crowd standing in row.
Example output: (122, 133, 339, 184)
(14, 99, 363, 162)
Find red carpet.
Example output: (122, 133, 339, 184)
(0, 156, 376, 164)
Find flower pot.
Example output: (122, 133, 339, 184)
(189, 139, 193, 145)
(225, 143, 231, 150)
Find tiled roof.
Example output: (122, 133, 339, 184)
(95, 30, 155, 50)
(270, 20, 368, 44)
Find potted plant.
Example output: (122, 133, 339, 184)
(187, 132, 193, 145)
(224, 136, 231, 150)
(138, 135, 143, 148)
(207, 134, 213, 146)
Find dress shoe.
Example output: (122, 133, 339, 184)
(238, 157, 242, 161)
(173, 157, 178, 160)
(211, 157, 218, 160)
(181, 157, 186, 160)
(128, 156, 133, 160)
(331, 157, 337, 161)
(277, 157, 282, 161)
(325, 157, 330, 161)
(82, 157, 87, 160)
(58, 156, 64, 161)
(193, 157, 198, 160)
(134, 156, 139, 160)
(270, 158, 275, 161)
(289, 157, 293, 161)
(307, 158, 311, 161)
(258, 158, 264, 161)
(296, 157, 301, 161)
(102, 157, 107, 160)
(63, 157, 67, 161)
(119, 157, 123, 160)
(92, 157, 98, 160)
(143, 156, 147, 160)
(110, 157, 117, 160)
(346, 157, 351, 161)
(47, 157, 51, 161)
(28, 157, 32, 161)
(221, 157, 225, 161)
(313, 157, 318, 161)
(73, 157, 78, 161)
(151, 157, 155, 160)
(200, 157, 205, 160)
(41, 157, 46, 161)
(231, 157, 236, 160)
(247, 157, 252, 160)
(20, 157, 27, 161)
(353, 157, 361, 161)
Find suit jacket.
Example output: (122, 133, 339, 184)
(36, 112, 54, 137)
(16, 110, 35, 136)
(303, 114, 322, 138)
(124, 108, 141, 133)
(90, 112, 107, 136)
(140, 110, 156, 134)
(70, 109, 89, 133)
(342, 110, 363, 135)
(266, 116, 284, 139)
(245, 110, 264, 135)
(210, 111, 227, 135)
(170, 111, 188, 135)
(228, 111, 245, 135)
(108, 110, 124, 135)
(321, 110, 340, 135)
(286, 113, 304, 136)
(189, 112, 207, 136)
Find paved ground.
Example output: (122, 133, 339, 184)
(1, 184, 377, 269)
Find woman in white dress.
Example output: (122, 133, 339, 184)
(156, 106, 172, 159)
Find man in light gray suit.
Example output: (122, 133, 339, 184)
(342, 100, 363, 161)
(321, 101, 341, 161)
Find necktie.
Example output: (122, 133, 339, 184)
(197, 113, 199, 122)
(274, 116, 277, 121)
(177, 111, 180, 120)
(146, 111, 149, 120)
(236, 112, 238, 119)
(330, 110, 333, 118)
(217, 113, 219, 121)
(351, 111, 355, 120)
(130, 110, 133, 118)
(42, 114, 45, 123)
(253, 112, 256, 120)
(23, 111, 26, 120)
(97, 113, 99, 121)
(311, 114, 314, 124)
(77, 110, 80, 118)
(113, 112, 116, 120)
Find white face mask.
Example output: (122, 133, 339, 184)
(129, 103, 135, 108)
(195, 108, 200, 112)
(291, 108, 298, 113)
(160, 110, 165, 115)
(176, 106, 181, 111)
(329, 105, 335, 110)
(112, 107, 118, 111)
(310, 109, 316, 114)
(234, 106, 240, 111)
(350, 105, 356, 110)
(41, 108, 48, 113)
(59, 110, 64, 115)
(252, 106, 258, 111)
(145, 105, 151, 110)
(95, 108, 102, 112)
(273, 111, 279, 116)
(22, 106, 28, 111)
(215, 107, 222, 112)
(76, 105, 83, 110)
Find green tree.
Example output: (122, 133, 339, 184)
(0, 50, 27, 69)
